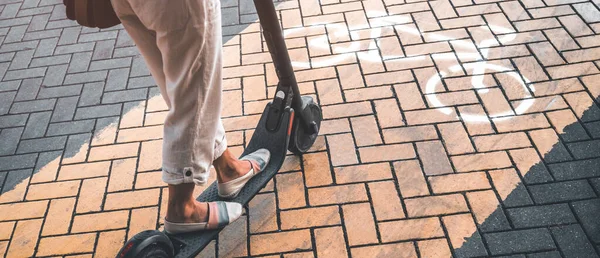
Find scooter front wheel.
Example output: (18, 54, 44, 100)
(288, 96, 322, 155)
(116, 230, 174, 258)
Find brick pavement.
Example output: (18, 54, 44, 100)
(0, 0, 599, 256)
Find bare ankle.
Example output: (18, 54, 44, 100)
(166, 184, 208, 223)
(214, 149, 249, 182)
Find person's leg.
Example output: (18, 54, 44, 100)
(113, 0, 267, 228)
(110, 0, 211, 224)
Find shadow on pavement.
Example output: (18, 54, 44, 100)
(454, 96, 600, 257)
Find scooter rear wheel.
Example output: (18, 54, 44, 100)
(288, 96, 322, 155)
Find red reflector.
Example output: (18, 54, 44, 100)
(120, 242, 135, 258)
(287, 111, 294, 136)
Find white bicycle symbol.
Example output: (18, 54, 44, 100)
(285, 12, 536, 122)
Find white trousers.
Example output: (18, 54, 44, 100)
(111, 0, 227, 185)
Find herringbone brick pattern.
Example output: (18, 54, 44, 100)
(0, 0, 599, 256)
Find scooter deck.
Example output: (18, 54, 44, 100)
(169, 104, 294, 258)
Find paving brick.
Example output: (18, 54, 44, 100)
(137, 140, 162, 172)
(364, 70, 413, 87)
(572, 199, 600, 243)
(0, 153, 37, 171)
(546, 62, 600, 79)
(559, 15, 594, 36)
(30, 54, 71, 68)
(116, 125, 162, 143)
(563, 91, 600, 122)
(38, 84, 82, 99)
(30, 151, 60, 183)
(248, 193, 277, 233)
(36, 233, 96, 256)
(586, 121, 600, 139)
(360, 143, 416, 162)
(546, 109, 589, 142)
(0, 127, 22, 155)
(327, 133, 358, 166)
(17, 135, 67, 154)
(485, 229, 555, 255)
(529, 180, 596, 204)
(438, 122, 475, 155)
(26, 180, 80, 201)
(350, 115, 382, 146)
(416, 140, 453, 175)
(9, 98, 55, 114)
(95, 230, 126, 258)
(92, 39, 116, 61)
(64, 71, 108, 85)
(394, 82, 426, 111)
(46, 120, 94, 136)
(0, 80, 20, 93)
(276, 172, 307, 209)
(104, 188, 159, 210)
(6, 219, 43, 257)
(489, 168, 534, 207)
(302, 152, 332, 187)
(0, 220, 14, 240)
(42, 197, 75, 236)
(75, 104, 122, 120)
(379, 217, 445, 242)
(383, 125, 438, 144)
(250, 230, 311, 255)
(120, 101, 146, 129)
(334, 163, 392, 184)
(457, 104, 494, 135)
(466, 190, 511, 232)
(71, 210, 129, 233)
(0, 168, 31, 204)
(405, 108, 459, 125)
(308, 183, 368, 206)
(405, 194, 469, 217)
(219, 214, 248, 257)
(529, 128, 572, 163)
(507, 203, 576, 229)
(128, 207, 158, 238)
(315, 226, 348, 257)
(429, 172, 490, 194)
(567, 139, 600, 159)
(452, 151, 512, 172)
(88, 142, 139, 161)
(101, 88, 147, 105)
(342, 202, 378, 246)
(418, 239, 452, 258)
(478, 88, 515, 118)
(280, 206, 340, 230)
(509, 148, 553, 184)
(322, 101, 372, 119)
(14, 77, 40, 101)
(63, 138, 89, 167)
(529, 41, 565, 66)
(76, 177, 107, 213)
(51, 96, 79, 122)
(551, 224, 598, 258)
(78, 82, 105, 107)
(473, 132, 531, 151)
(353, 242, 417, 258)
(394, 160, 430, 197)
(368, 180, 405, 221)
(42, 64, 68, 87)
(443, 214, 488, 257)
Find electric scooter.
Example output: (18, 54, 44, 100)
(115, 0, 322, 256)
